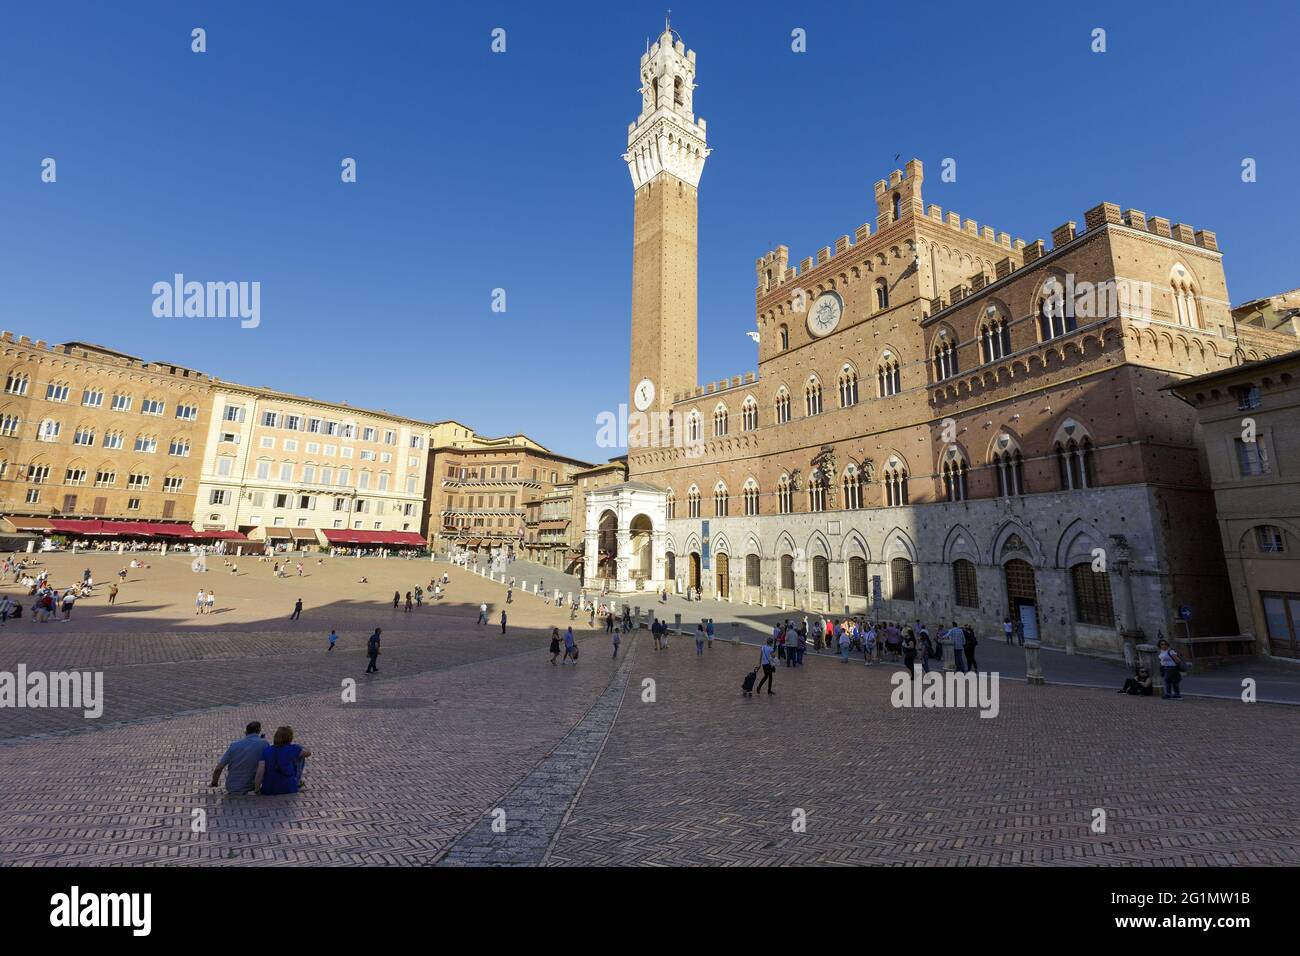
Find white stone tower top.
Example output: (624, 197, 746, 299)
(624, 23, 710, 190)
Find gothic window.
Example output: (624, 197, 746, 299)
(779, 324, 789, 351)
(993, 443, 1026, 497)
(713, 482, 728, 517)
(884, 463, 909, 507)
(942, 454, 968, 502)
(838, 365, 859, 407)
(777, 474, 793, 515)
(674, 75, 684, 107)
(1038, 286, 1077, 341)
(933, 333, 958, 381)
(775, 388, 791, 424)
(890, 557, 915, 601)
(980, 315, 1012, 362)
(892, 193, 901, 222)
(1055, 437, 1096, 490)
(712, 403, 728, 437)
(849, 556, 868, 596)
(687, 485, 701, 518)
(743, 479, 760, 516)
(1170, 264, 1200, 329)
(665, 490, 675, 519)
(952, 559, 979, 608)
(780, 554, 795, 590)
(741, 397, 758, 431)
(745, 554, 761, 587)
(877, 352, 901, 397)
(805, 377, 822, 416)
(1070, 564, 1115, 626)
(812, 556, 830, 593)
(842, 465, 863, 510)
(808, 473, 826, 512)
(686, 411, 701, 443)
(875, 279, 889, 311)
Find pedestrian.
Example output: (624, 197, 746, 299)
(393, 591, 400, 609)
(964, 625, 979, 674)
(549, 627, 562, 665)
(405, 592, 413, 612)
(1003, 616, 1014, 645)
(1157, 638, 1185, 699)
(755, 639, 776, 695)
(562, 626, 576, 665)
(506, 587, 513, 604)
(210, 721, 266, 795)
(838, 623, 851, 663)
(500, 609, 507, 634)
(652, 619, 662, 651)
(902, 630, 917, 675)
(477, 602, 488, 625)
(612, 626, 621, 659)
(947, 621, 967, 673)
(196, 589, 206, 615)
(108, 583, 118, 605)
(328, 628, 338, 652)
(1014, 617, 1025, 646)
(365, 628, 381, 673)
(695, 623, 705, 656)
(917, 631, 933, 674)
(796, 625, 807, 666)
(61, 589, 76, 620)
(290, 598, 303, 621)
(706, 618, 714, 648)
(206, 590, 215, 614)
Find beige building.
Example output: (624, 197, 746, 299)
(523, 459, 629, 573)
(1233, 287, 1300, 339)
(589, 24, 1299, 659)
(0, 333, 213, 535)
(195, 384, 434, 549)
(427, 434, 592, 554)
(1167, 353, 1300, 659)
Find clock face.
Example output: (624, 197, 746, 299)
(807, 293, 843, 337)
(633, 378, 656, 411)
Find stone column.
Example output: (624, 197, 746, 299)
(615, 528, 631, 592)
(583, 529, 598, 586)
(651, 529, 666, 591)
(943, 637, 956, 673)
(1024, 640, 1045, 685)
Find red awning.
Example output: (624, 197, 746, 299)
(194, 529, 248, 540)
(46, 519, 202, 538)
(321, 530, 426, 547)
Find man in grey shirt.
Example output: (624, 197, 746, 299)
(210, 722, 266, 794)
(947, 622, 967, 673)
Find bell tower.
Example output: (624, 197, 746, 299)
(624, 21, 709, 417)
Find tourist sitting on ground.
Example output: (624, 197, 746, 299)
(211, 721, 267, 794)
(254, 726, 311, 795)
(1118, 668, 1155, 697)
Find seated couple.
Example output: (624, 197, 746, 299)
(210, 722, 312, 795)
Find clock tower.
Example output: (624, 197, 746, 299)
(625, 21, 708, 419)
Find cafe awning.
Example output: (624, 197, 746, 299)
(321, 529, 426, 547)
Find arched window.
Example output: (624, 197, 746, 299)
(713, 482, 728, 517)
(884, 462, 909, 507)
(892, 192, 901, 222)
(952, 559, 978, 607)
(875, 279, 890, 311)
(1055, 437, 1096, 490)
(774, 388, 791, 424)
(745, 553, 761, 587)
(687, 485, 701, 518)
(665, 489, 675, 520)
(712, 404, 728, 437)
(779, 324, 790, 351)
(780, 554, 795, 590)
(1038, 280, 1077, 341)
(38, 418, 61, 442)
(1070, 563, 1115, 626)
(812, 556, 829, 593)
(741, 397, 758, 432)
(942, 452, 968, 502)
(842, 465, 863, 510)
(877, 352, 901, 397)
(777, 475, 793, 514)
(849, 556, 868, 596)
(993, 441, 1026, 497)
(933, 333, 958, 381)
(805, 377, 822, 416)
(980, 313, 1012, 363)
(838, 365, 859, 407)
(743, 479, 760, 516)
(4, 370, 29, 395)
(0, 413, 20, 437)
(685, 411, 702, 444)
(1170, 264, 1200, 328)
(808, 471, 826, 512)
(890, 557, 915, 601)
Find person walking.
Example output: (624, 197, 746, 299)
(549, 628, 562, 665)
(328, 628, 338, 652)
(477, 602, 488, 625)
(706, 619, 714, 649)
(205, 590, 215, 614)
(918, 631, 933, 674)
(365, 628, 382, 673)
(838, 623, 851, 663)
(196, 589, 206, 615)
(902, 630, 917, 675)
(61, 589, 76, 620)
(1003, 616, 1014, 645)
(695, 623, 705, 656)
(108, 583, 118, 605)
(506, 587, 513, 604)
(947, 622, 967, 673)
(290, 598, 303, 621)
(796, 625, 807, 667)
(562, 626, 576, 665)
(393, 591, 401, 609)
(1157, 638, 1185, 699)
(500, 609, 507, 634)
(612, 625, 621, 659)
(755, 639, 776, 695)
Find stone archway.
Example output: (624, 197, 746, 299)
(597, 510, 618, 579)
(629, 513, 653, 581)
(1004, 558, 1039, 641)
(689, 552, 702, 593)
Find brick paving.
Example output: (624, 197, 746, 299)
(1, 553, 1296, 865)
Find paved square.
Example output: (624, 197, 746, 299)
(1, 552, 1296, 866)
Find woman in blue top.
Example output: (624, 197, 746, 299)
(255, 726, 311, 795)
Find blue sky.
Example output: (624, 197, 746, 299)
(2, 0, 1297, 462)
